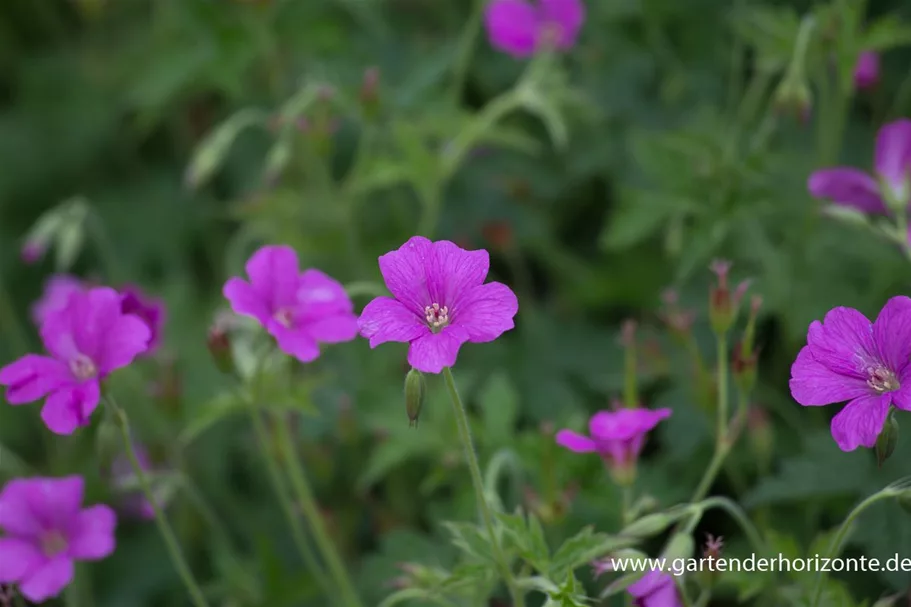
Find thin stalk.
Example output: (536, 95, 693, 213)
(244, 363, 331, 598)
(449, 0, 485, 103)
(107, 398, 210, 607)
(272, 417, 363, 607)
(442, 367, 524, 607)
(698, 496, 767, 555)
(690, 333, 731, 503)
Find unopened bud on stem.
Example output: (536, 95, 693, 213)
(875, 409, 899, 468)
(404, 368, 426, 427)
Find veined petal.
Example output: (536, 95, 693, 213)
(303, 312, 359, 344)
(378, 236, 434, 316)
(789, 346, 870, 406)
(872, 295, 911, 373)
(891, 380, 911, 412)
(555, 430, 596, 453)
(428, 241, 489, 310)
(245, 245, 301, 309)
(358, 297, 427, 347)
(484, 0, 539, 58)
(875, 119, 911, 201)
(451, 282, 518, 342)
(830, 393, 891, 452)
(0, 355, 70, 405)
(407, 326, 469, 374)
(40, 382, 100, 436)
(97, 315, 151, 373)
(539, 0, 585, 50)
(270, 325, 320, 363)
(805, 307, 877, 378)
(68, 505, 116, 560)
(19, 556, 74, 603)
(223, 278, 269, 324)
(0, 537, 44, 582)
(807, 168, 886, 214)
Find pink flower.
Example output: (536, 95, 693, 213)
(484, 0, 585, 58)
(0, 287, 150, 435)
(854, 50, 880, 90)
(357, 236, 518, 374)
(628, 570, 682, 607)
(110, 446, 167, 521)
(20, 242, 45, 265)
(119, 286, 166, 354)
(223, 245, 358, 362)
(0, 476, 116, 602)
(555, 407, 671, 482)
(31, 275, 84, 326)
(808, 119, 911, 214)
(789, 296, 911, 452)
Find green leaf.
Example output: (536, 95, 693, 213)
(479, 372, 519, 447)
(497, 511, 550, 572)
(356, 432, 440, 490)
(549, 527, 635, 579)
(442, 522, 497, 565)
(179, 392, 247, 446)
(601, 189, 696, 250)
(863, 16, 911, 51)
(0, 442, 33, 480)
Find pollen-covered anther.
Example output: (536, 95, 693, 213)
(867, 366, 900, 392)
(424, 303, 450, 331)
(273, 308, 294, 328)
(69, 354, 97, 381)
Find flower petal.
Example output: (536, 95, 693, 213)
(97, 315, 151, 372)
(428, 241, 490, 310)
(807, 168, 886, 214)
(539, 0, 586, 50)
(358, 297, 428, 347)
(830, 393, 891, 452)
(270, 326, 320, 363)
(451, 281, 518, 343)
(484, 0, 539, 58)
(555, 430, 596, 453)
(245, 245, 301, 309)
(377, 236, 434, 316)
(31, 275, 84, 326)
(0, 355, 70, 405)
(407, 326, 469, 374)
(40, 382, 101, 436)
(19, 556, 74, 603)
(891, 381, 911, 412)
(628, 570, 677, 601)
(297, 269, 353, 317)
(875, 119, 911, 200)
(0, 476, 84, 538)
(223, 277, 269, 324)
(0, 480, 45, 537)
(302, 313, 359, 344)
(805, 307, 877, 378)
(0, 537, 45, 582)
(789, 346, 870, 406)
(68, 505, 116, 560)
(872, 295, 911, 373)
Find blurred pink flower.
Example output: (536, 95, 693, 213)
(484, 0, 585, 58)
(854, 50, 880, 90)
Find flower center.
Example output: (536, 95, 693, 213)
(40, 530, 68, 557)
(867, 366, 900, 393)
(424, 303, 449, 333)
(273, 308, 294, 328)
(69, 354, 97, 381)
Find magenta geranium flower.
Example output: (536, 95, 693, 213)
(555, 407, 671, 483)
(854, 50, 880, 90)
(789, 296, 911, 452)
(31, 275, 84, 326)
(808, 119, 911, 214)
(110, 445, 168, 520)
(0, 476, 116, 602)
(119, 286, 166, 354)
(223, 245, 359, 363)
(628, 570, 682, 607)
(357, 236, 519, 374)
(0, 287, 150, 435)
(484, 0, 585, 58)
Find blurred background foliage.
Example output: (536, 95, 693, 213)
(4, 0, 911, 605)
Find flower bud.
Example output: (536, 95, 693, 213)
(207, 323, 235, 376)
(620, 319, 639, 409)
(747, 406, 774, 471)
(620, 509, 690, 539)
(875, 410, 899, 468)
(772, 74, 812, 123)
(708, 260, 749, 336)
(20, 240, 46, 265)
(359, 67, 381, 120)
(185, 110, 261, 189)
(662, 532, 695, 562)
(854, 50, 880, 91)
(404, 368, 426, 427)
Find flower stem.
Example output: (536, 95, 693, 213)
(690, 333, 731, 503)
(442, 367, 524, 607)
(809, 492, 889, 607)
(107, 399, 210, 607)
(272, 416, 363, 607)
(449, 0, 485, 104)
(697, 496, 767, 555)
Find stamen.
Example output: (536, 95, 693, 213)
(424, 303, 450, 333)
(867, 366, 900, 393)
(69, 354, 97, 381)
(273, 308, 294, 329)
(41, 531, 68, 557)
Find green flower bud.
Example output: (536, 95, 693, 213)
(876, 411, 899, 468)
(620, 508, 690, 539)
(404, 368, 426, 427)
(207, 324, 235, 376)
(662, 532, 695, 562)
